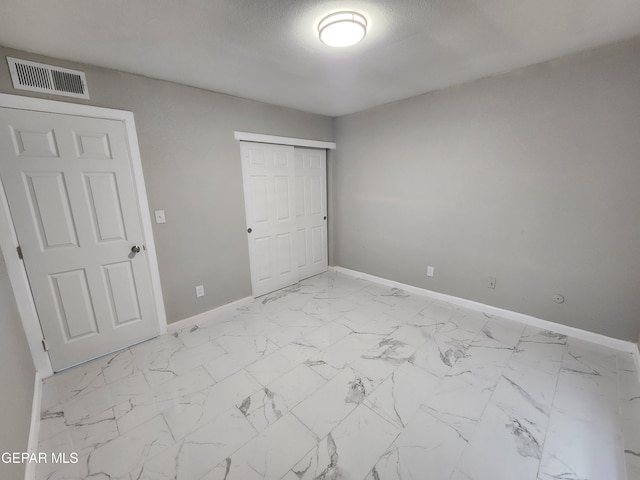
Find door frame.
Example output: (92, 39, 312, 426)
(0, 93, 167, 377)
(233, 131, 336, 150)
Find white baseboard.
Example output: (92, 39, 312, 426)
(167, 296, 254, 334)
(24, 371, 42, 480)
(334, 266, 638, 354)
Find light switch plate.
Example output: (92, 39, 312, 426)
(155, 210, 166, 224)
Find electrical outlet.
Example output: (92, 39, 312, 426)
(487, 277, 496, 289)
(195, 285, 205, 297)
(154, 210, 166, 224)
(426, 266, 434, 277)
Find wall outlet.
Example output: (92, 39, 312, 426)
(487, 277, 496, 289)
(195, 285, 205, 297)
(154, 210, 166, 224)
(426, 266, 434, 277)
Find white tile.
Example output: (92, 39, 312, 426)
(520, 326, 568, 345)
(129, 334, 184, 373)
(360, 335, 417, 365)
(446, 310, 490, 337)
(238, 387, 287, 432)
(299, 321, 352, 350)
(349, 356, 396, 392)
(163, 369, 261, 440)
(54, 372, 147, 428)
(501, 361, 558, 414)
(452, 342, 514, 381)
(623, 418, 640, 480)
(563, 339, 618, 379)
(114, 367, 214, 434)
(303, 332, 383, 380)
(272, 309, 326, 328)
(538, 408, 626, 480)
(422, 368, 499, 422)
(407, 328, 470, 378)
(138, 408, 256, 480)
(265, 364, 327, 410)
(371, 405, 473, 480)
(203, 336, 278, 381)
(102, 349, 137, 384)
(201, 414, 317, 480)
(291, 404, 399, 480)
(337, 312, 401, 335)
(292, 367, 374, 438)
(455, 375, 550, 480)
(552, 371, 619, 427)
(510, 335, 566, 376)
(86, 414, 174, 480)
(474, 317, 525, 348)
(41, 360, 105, 412)
(618, 369, 640, 421)
(617, 351, 637, 373)
(143, 340, 227, 387)
(388, 323, 434, 347)
(415, 299, 459, 325)
(245, 350, 301, 386)
(365, 361, 440, 428)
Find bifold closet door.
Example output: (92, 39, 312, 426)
(295, 148, 327, 280)
(240, 142, 298, 297)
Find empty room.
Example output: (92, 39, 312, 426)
(0, 1, 639, 479)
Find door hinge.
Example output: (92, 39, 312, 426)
(42, 338, 49, 352)
(17, 245, 23, 260)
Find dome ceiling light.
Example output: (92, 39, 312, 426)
(318, 11, 367, 47)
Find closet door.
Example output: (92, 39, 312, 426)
(240, 142, 298, 297)
(295, 148, 328, 280)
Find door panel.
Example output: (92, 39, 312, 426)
(241, 142, 298, 296)
(84, 173, 127, 242)
(50, 268, 98, 339)
(25, 172, 79, 248)
(0, 107, 158, 371)
(10, 126, 59, 157)
(294, 148, 328, 280)
(103, 261, 142, 326)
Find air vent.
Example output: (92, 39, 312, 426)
(6, 57, 90, 99)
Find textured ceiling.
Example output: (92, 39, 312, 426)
(1, 0, 640, 116)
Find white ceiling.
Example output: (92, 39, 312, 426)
(1, 0, 640, 116)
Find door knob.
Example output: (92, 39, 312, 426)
(247, 228, 252, 233)
(131, 245, 141, 254)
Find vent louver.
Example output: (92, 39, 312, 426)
(7, 57, 90, 99)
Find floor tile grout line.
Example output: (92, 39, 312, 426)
(533, 339, 569, 480)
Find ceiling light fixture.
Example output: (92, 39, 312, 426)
(318, 11, 367, 48)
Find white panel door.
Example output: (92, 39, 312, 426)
(240, 142, 298, 297)
(295, 148, 328, 280)
(0, 107, 158, 371)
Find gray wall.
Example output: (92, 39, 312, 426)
(0, 254, 35, 480)
(333, 37, 640, 341)
(0, 46, 333, 323)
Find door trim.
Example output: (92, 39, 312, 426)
(0, 93, 167, 377)
(234, 131, 336, 150)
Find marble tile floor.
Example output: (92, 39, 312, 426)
(36, 272, 640, 480)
